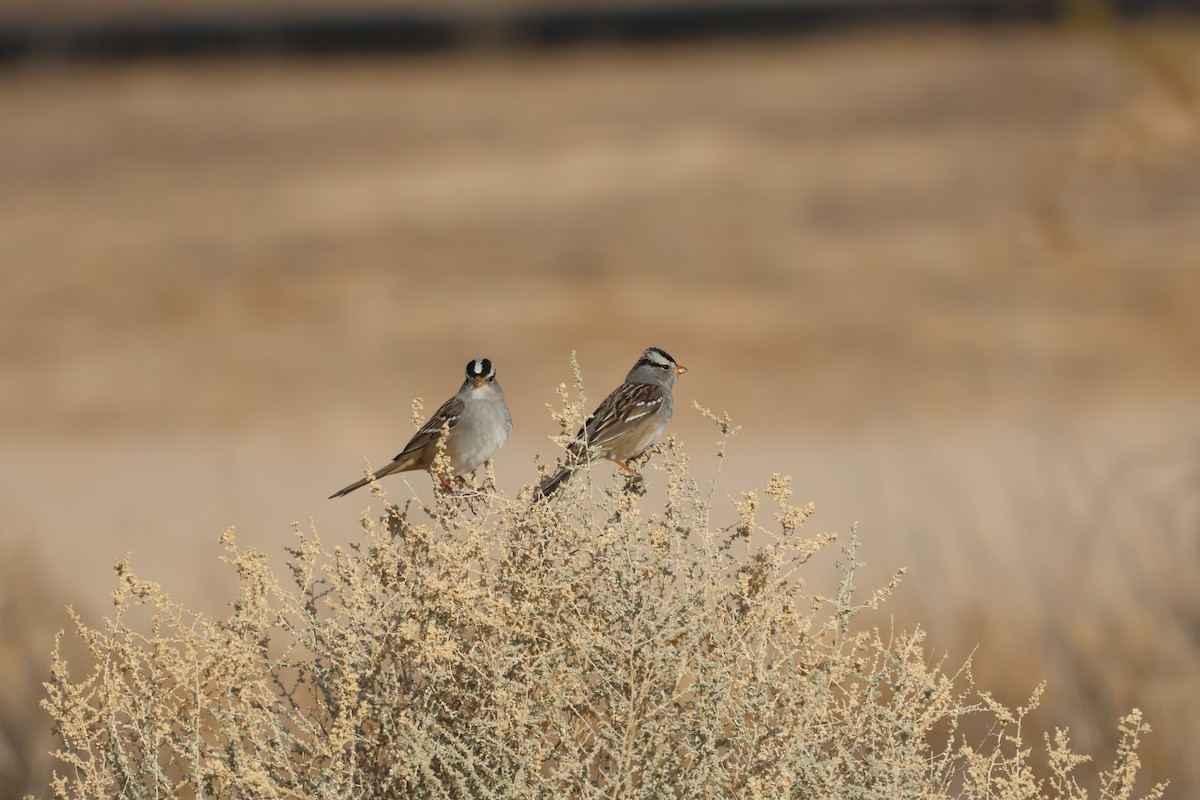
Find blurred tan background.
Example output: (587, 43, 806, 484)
(1, 4, 1199, 797)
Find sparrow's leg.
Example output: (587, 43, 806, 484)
(612, 458, 638, 475)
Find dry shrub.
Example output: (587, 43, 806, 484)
(38, 406, 1168, 799)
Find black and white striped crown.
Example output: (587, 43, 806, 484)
(634, 347, 677, 371)
(466, 358, 495, 380)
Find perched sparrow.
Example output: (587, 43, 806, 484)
(330, 358, 512, 498)
(537, 347, 686, 497)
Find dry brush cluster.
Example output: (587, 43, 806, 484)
(37, 401, 1168, 799)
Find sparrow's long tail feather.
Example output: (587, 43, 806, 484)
(328, 459, 407, 499)
(535, 466, 574, 499)
(329, 477, 371, 499)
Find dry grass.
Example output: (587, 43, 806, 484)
(37, 408, 1168, 798)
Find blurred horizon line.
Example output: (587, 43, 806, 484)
(1, 0, 1196, 65)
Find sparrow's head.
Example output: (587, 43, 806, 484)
(465, 357, 497, 389)
(627, 347, 687, 386)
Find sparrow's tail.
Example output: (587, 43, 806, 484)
(534, 466, 574, 499)
(328, 459, 406, 499)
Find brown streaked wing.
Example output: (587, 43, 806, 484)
(581, 382, 664, 450)
(393, 394, 464, 461)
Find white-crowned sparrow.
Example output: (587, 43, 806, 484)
(537, 347, 687, 498)
(330, 358, 512, 498)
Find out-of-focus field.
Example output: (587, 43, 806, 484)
(1, 23, 1198, 797)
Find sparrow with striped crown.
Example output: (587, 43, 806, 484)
(537, 347, 687, 498)
(330, 358, 512, 498)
